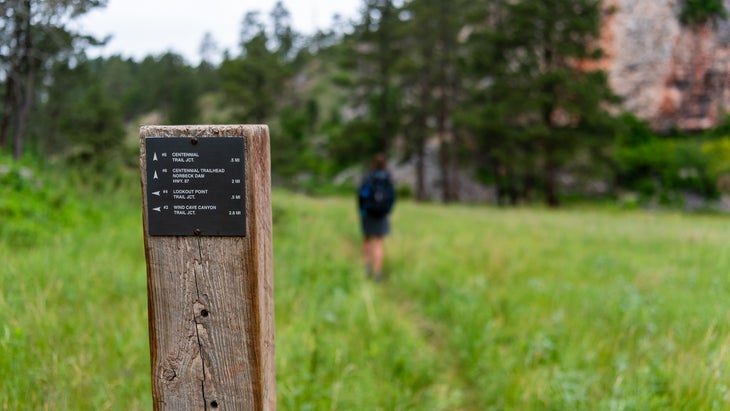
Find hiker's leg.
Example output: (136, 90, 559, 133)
(363, 236, 374, 274)
(371, 236, 384, 277)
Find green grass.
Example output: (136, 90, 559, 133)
(387, 203, 730, 410)
(0, 173, 150, 409)
(3, 163, 730, 409)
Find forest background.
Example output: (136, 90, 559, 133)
(3, 0, 730, 209)
(5, 1, 730, 409)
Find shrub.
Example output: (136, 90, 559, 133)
(616, 137, 717, 200)
(702, 137, 730, 193)
(680, 0, 727, 25)
(0, 154, 83, 246)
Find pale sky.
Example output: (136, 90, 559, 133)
(78, 0, 361, 64)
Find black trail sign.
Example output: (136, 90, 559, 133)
(145, 137, 246, 236)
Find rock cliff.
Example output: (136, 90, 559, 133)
(600, 0, 730, 131)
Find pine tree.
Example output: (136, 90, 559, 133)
(220, 11, 287, 123)
(462, 0, 619, 206)
(0, 0, 105, 159)
(336, 0, 406, 159)
(397, 0, 474, 201)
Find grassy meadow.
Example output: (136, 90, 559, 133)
(2, 164, 730, 410)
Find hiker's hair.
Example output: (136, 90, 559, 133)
(371, 153, 387, 171)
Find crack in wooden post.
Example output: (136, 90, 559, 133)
(193, 236, 209, 410)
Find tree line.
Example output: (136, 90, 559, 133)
(2, 0, 729, 207)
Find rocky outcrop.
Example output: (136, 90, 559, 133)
(600, 0, 730, 131)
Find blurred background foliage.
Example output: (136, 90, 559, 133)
(2, 0, 730, 208)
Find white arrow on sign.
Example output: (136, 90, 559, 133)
(153, 152, 158, 161)
(153, 207, 161, 212)
(152, 191, 160, 196)
(153, 171, 159, 179)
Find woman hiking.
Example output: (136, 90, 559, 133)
(357, 154, 396, 281)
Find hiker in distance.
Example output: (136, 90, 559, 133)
(357, 154, 396, 281)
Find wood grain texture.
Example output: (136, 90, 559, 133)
(140, 125, 275, 411)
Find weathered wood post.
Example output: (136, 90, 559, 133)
(140, 125, 275, 410)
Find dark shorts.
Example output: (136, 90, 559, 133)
(361, 213, 390, 237)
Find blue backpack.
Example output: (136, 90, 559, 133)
(359, 171, 395, 217)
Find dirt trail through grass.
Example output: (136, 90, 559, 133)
(343, 227, 479, 409)
(379, 283, 482, 411)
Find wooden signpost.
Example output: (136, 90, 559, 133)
(140, 125, 275, 410)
